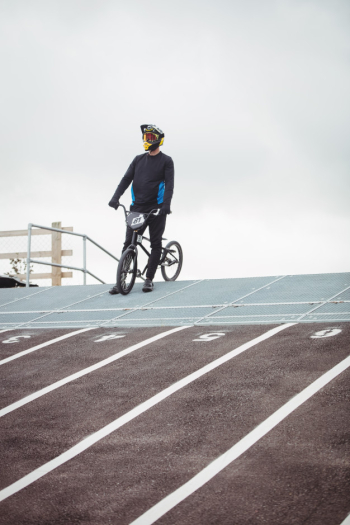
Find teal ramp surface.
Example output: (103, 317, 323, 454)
(0, 273, 349, 328)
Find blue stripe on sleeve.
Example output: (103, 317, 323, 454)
(157, 181, 165, 204)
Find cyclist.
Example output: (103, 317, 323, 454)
(108, 124, 174, 293)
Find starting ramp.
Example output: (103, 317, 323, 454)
(0, 272, 349, 330)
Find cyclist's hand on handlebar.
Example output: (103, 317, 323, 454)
(159, 204, 171, 216)
(108, 199, 120, 210)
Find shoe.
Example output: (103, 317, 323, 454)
(109, 284, 119, 295)
(142, 279, 154, 293)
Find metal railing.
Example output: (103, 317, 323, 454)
(26, 223, 119, 287)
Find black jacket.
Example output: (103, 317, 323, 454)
(109, 152, 174, 209)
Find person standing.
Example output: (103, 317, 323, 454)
(108, 124, 174, 293)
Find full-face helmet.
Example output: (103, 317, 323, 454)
(141, 124, 164, 152)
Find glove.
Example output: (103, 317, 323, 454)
(108, 199, 120, 210)
(159, 204, 171, 216)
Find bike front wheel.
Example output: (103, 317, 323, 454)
(161, 241, 183, 281)
(117, 248, 137, 295)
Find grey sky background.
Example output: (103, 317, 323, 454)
(1, 0, 349, 283)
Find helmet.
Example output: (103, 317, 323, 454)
(141, 124, 164, 152)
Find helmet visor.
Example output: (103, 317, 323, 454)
(143, 132, 159, 142)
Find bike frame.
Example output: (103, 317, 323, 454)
(118, 204, 176, 280)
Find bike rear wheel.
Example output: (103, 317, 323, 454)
(161, 241, 183, 281)
(117, 248, 137, 295)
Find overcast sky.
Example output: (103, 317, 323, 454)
(0, 0, 349, 284)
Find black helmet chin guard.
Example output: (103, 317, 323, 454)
(141, 124, 164, 151)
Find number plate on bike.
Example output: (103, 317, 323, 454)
(137, 235, 143, 243)
(127, 212, 146, 230)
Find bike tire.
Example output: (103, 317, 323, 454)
(117, 248, 137, 295)
(161, 241, 183, 281)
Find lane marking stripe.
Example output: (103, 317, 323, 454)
(0, 327, 97, 366)
(0, 323, 293, 502)
(0, 326, 191, 418)
(131, 355, 350, 524)
(341, 513, 350, 525)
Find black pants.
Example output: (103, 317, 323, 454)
(122, 204, 166, 280)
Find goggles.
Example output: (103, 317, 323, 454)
(143, 132, 159, 142)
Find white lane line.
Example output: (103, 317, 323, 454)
(131, 355, 350, 525)
(0, 327, 97, 366)
(340, 513, 350, 525)
(0, 326, 191, 418)
(0, 323, 293, 502)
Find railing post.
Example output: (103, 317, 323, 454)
(51, 221, 62, 286)
(83, 235, 87, 285)
(26, 224, 32, 287)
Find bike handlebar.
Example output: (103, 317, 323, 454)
(117, 203, 161, 221)
(117, 203, 128, 220)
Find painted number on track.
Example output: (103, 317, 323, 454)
(310, 329, 342, 339)
(94, 334, 126, 342)
(2, 335, 31, 344)
(193, 333, 225, 342)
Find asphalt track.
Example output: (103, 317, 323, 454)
(0, 323, 349, 524)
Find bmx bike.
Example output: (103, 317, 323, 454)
(116, 203, 183, 295)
